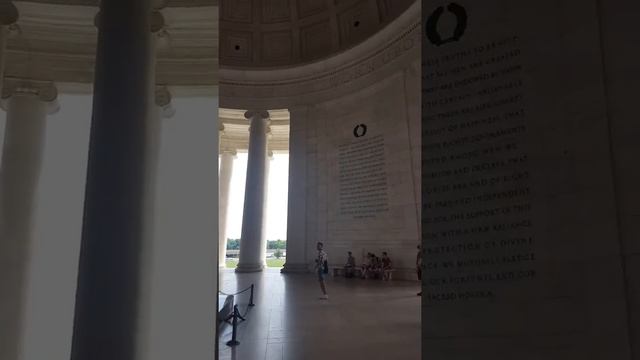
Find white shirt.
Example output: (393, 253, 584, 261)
(316, 250, 328, 270)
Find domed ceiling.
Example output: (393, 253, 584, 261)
(219, 0, 415, 68)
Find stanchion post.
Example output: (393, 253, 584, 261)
(226, 305, 240, 347)
(249, 284, 255, 307)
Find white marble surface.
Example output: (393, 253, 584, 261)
(218, 269, 420, 360)
(290, 67, 421, 278)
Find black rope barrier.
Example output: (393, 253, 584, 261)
(218, 284, 255, 347)
(219, 283, 254, 297)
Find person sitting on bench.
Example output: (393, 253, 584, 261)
(381, 252, 393, 280)
(361, 253, 374, 279)
(365, 254, 381, 279)
(372, 255, 383, 279)
(344, 251, 356, 278)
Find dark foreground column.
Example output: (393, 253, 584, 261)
(70, 0, 153, 358)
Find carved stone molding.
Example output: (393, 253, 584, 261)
(0, 77, 59, 113)
(220, 148, 238, 157)
(244, 110, 270, 121)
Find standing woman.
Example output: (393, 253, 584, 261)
(315, 242, 329, 300)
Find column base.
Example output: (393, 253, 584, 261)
(235, 263, 264, 273)
(281, 263, 310, 273)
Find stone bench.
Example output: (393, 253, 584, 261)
(361, 267, 396, 280)
(333, 266, 397, 279)
(332, 266, 362, 277)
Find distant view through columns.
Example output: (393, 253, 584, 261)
(218, 109, 290, 270)
(218, 147, 236, 268)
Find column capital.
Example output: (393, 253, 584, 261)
(154, 85, 174, 118)
(0, 2, 19, 26)
(94, 10, 167, 35)
(220, 148, 238, 157)
(1, 79, 59, 114)
(150, 10, 166, 34)
(244, 110, 270, 121)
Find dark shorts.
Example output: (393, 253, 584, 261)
(317, 269, 326, 281)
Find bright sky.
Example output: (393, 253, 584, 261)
(225, 152, 289, 240)
(0, 95, 289, 242)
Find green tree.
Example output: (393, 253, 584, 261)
(267, 239, 286, 250)
(274, 249, 283, 259)
(227, 239, 240, 250)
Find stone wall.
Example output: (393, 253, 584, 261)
(301, 60, 421, 279)
(421, 0, 639, 358)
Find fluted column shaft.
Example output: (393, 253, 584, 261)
(70, 0, 153, 358)
(0, 82, 59, 360)
(282, 106, 309, 273)
(259, 151, 274, 267)
(218, 149, 236, 268)
(236, 110, 270, 273)
(136, 84, 173, 360)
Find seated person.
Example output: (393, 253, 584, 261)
(371, 255, 383, 279)
(364, 254, 381, 279)
(361, 253, 373, 279)
(344, 251, 356, 278)
(381, 252, 393, 280)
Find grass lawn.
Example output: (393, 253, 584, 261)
(266, 258, 285, 268)
(224, 258, 285, 269)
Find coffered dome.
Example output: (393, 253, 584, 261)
(219, 0, 415, 69)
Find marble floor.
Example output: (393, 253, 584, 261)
(218, 268, 421, 360)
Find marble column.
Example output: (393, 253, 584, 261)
(282, 106, 309, 273)
(259, 150, 274, 267)
(0, 81, 59, 360)
(0, 2, 18, 93)
(236, 110, 270, 273)
(136, 84, 173, 360)
(218, 147, 236, 268)
(70, 0, 154, 358)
